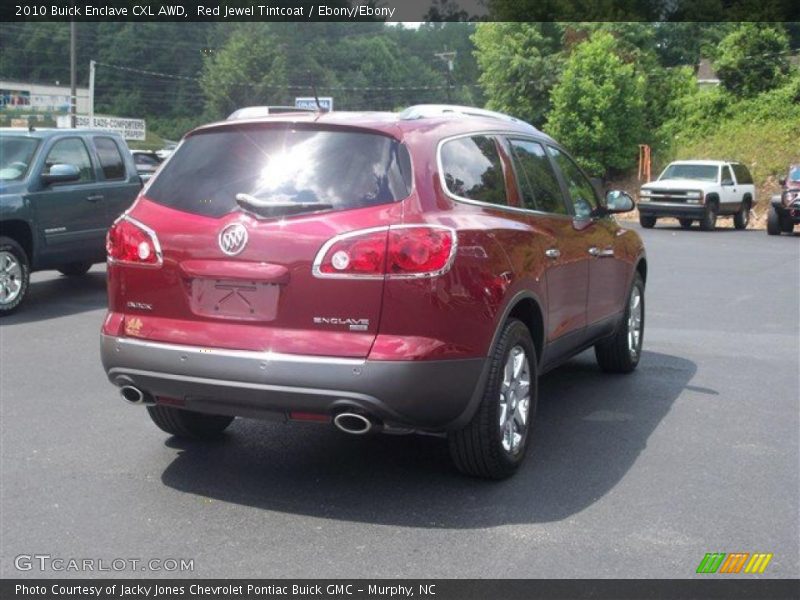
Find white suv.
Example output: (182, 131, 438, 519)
(638, 160, 755, 231)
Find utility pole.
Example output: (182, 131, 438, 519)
(89, 59, 96, 126)
(434, 50, 456, 103)
(70, 21, 76, 128)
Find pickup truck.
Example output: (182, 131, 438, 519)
(0, 128, 142, 314)
(638, 160, 755, 231)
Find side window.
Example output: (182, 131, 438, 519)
(722, 165, 734, 184)
(93, 137, 126, 180)
(43, 138, 94, 183)
(508, 139, 567, 215)
(441, 135, 508, 206)
(547, 146, 599, 219)
(731, 164, 752, 184)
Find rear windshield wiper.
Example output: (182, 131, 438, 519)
(235, 192, 333, 211)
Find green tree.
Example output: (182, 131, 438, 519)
(200, 24, 289, 119)
(713, 24, 792, 97)
(545, 31, 646, 176)
(472, 23, 563, 126)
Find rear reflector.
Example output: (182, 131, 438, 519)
(313, 225, 456, 279)
(107, 216, 162, 267)
(289, 411, 332, 423)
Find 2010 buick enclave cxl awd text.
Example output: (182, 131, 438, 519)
(101, 105, 647, 479)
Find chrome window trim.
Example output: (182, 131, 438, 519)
(436, 131, 575, 221)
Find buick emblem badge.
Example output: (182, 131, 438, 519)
(218, 223, 248, 256)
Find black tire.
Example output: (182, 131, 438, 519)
(781, 215, 795, 234)
(699, 201, 718, 231)
(639, 215, 656, 229)
(595, 273, 645, 374)
(678, 218, 693, 230)
(57, 261, 93, 277)
(147, 405, 234, 439)
(448, 319, 537, 480)
(0, 236, 31, 316)
(767, 207, 781, 235)
(733, 199, 751, 230)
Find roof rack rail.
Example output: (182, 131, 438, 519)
(226, 106, 318, 120)
(398, 104, 526, 125)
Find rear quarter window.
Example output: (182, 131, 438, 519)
(145, 126, 413, 218)
(440, 135, 508, 206)
(731, 164, 753, 184)
(93, 137, 126, 180)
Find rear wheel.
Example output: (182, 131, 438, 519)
(595, 273, 645, 374)
(639, 215, 656, 229)
(781, 216, 795, 233)
(733, 200, 751, 230)
(449, 319, 537, 479)
(767, 207, 781, 235)
(700, 202, 718, 231)
(147, 405, 234, 439)
(0, 237, 30, 316)
(678, 218, 693, 230)
(58, 261, 93, 277)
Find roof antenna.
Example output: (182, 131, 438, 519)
(308, 70, 324, 112)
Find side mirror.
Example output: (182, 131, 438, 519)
(42, 163, 81, 185)
(604, 190, 634, 214)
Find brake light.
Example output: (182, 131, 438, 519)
(106, 216, 162, 267)
(314, 226, 456, 279)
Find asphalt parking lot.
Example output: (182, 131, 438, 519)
(1, 226, 798, 579)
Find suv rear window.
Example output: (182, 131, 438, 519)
(731, 163, 753, 184)
(145, 126, 412, 218)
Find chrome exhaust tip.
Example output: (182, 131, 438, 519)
(119, 385, 153, 406)
(333, 412, 375, 435)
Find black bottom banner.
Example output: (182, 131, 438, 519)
(2, 579, 799, 600)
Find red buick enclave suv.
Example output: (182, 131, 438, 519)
(101, 105, 646, 478)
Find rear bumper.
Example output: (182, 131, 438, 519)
(638, 202, 706, 219)
(101, 335, 486, 431)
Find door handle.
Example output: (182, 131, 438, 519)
(545, 248, 560, 259)
(588, 246, 614, 258)
(86, 194, 104, 202)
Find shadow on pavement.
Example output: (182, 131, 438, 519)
(160, 349, 696, 528)
(1, 270, 107, 325)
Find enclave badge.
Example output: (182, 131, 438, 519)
(218, 223, 248, 256)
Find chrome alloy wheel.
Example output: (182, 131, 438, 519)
(0, 250, 22, 305)
(499, 345, 531, 454)
(628, 286, 643, 359)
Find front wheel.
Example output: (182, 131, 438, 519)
(595, 273, 645, 374)
(767, 207, 781, 235)
(147, 405, 234, 439)
(448, 319, 537, 479)
(0, 236, 30, 316)
(58, 261, 93, 277)
(699, 202, 718, 231)
(733, 200, 751, 230)
(639, 215, 656, 229)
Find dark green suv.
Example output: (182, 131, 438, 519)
(0, 128, 142, 314)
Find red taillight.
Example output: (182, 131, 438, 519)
(314, 226, 455, 279)
(106, 216, 162, 267)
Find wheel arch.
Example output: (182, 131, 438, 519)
(0, 220, 34, 264)
(490, 290, 546, 367)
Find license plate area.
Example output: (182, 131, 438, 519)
(189, 279, 279, 321)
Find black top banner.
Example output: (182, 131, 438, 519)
(2, 0, 798, 22)
(3, 579, 800, 600)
